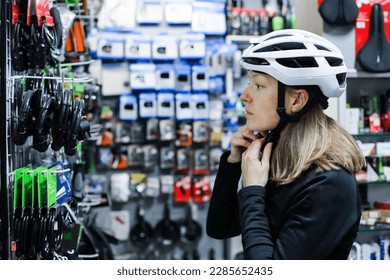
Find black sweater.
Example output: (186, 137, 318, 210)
(206, 151, 361, 260)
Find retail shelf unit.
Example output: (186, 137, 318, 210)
(340, 59, 390, 227)
(0, 0, 14, 260)
(354, 132, 390, 237)
(0, 1, 93, 260)
(324, 24, 390, 245)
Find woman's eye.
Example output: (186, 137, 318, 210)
(254, 84, 260, 89)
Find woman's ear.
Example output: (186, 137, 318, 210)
(290, 89, 309, 113)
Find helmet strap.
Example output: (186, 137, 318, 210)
(263, 82, 302, 152)
(268, 82, 329, 150)
(276, 81, 301, 123)
(260, 82, 291, 155)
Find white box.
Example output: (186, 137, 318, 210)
(179, 32, 206, 60)
(175, 93, 193, 120)
(155, 64, 175, 90)
(125, 33, 152, 60)
(152, 33, 178, 61)
(130, 63, 156, 90)
(345, 108, 361, 135)
(136, 0, 163, 25)
(192, 94, 209, 120)
(102, 63, 130, 96)
(97, 32, 125, 60)
(139, 93, 157, 118)
(119, 94, 138, 121)
(357, 141, 376, 157)
(157, 92, 175, 118)
(165, 0, 192, 25)
(192, 65, 209, 91)
(376, 142, 390, 157)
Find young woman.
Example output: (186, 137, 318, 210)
(206, 29, 366, 259)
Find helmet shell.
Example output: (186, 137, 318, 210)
(240, 29, 347, 98)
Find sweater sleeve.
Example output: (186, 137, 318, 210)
(237, 187, 274, 258)
(237, 171, 361, 259)
(206, 151, 243, 239)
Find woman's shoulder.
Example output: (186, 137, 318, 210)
(297, 164, 358, 193)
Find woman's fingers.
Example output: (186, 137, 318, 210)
(241, 128, 259, 143)
(261, 141, 273, 168)
(229, 126, 261, 163)
(245, 138, 263, 160)
(241, 139, 272, 187)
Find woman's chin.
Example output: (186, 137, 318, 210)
(245, 122, 257, 132)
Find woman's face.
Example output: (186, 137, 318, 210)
(240, 71, 280, 135)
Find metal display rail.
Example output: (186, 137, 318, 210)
(1, 0, 13, 260)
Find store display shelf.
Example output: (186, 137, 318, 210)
(358, 181, 390, 185)
(347, 68, 390, 79)
(359, 224, 390, 232)
(353, 132, 390, 138)
(225, 34, 258, 43)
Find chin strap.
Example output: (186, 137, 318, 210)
(262, 82, 328, 154)
(276, 82, 302, 123)
(262, 82, 298, 151)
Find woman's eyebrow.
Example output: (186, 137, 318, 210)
(250, 73, 268, 83)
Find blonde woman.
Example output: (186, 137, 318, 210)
(206, 29, 366, 259)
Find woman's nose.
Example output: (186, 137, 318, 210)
(240, 88, 251, 103)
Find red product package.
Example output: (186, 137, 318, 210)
(33, 0, 54, 27)
(192, 176, 211, 203)
(174, 176, 192, 203)
(355, 0, 390, 55)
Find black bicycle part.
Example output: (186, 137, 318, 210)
(64, 98, 91, 156)
(129, 205, 153, 251)
(319, 0, 359, 26)
(33, 93, 57, 152)
(357, 3, 390, 73)
(60, 198, 79, 230)
(13, 89, 41, 146)
(11, 18, 29, 71)
(71, 163, 86, 202)
(50, 7, 63, 49)
(51, 89, 72, 151)
(178, 205, 202, 247)
(154, 203, 180, 252)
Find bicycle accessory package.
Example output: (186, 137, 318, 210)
(33, 92, 57, 152)
(64, 98, 91, 156)
(318, 0, 359, 26)
(51, 89, 72, 151)
(357, 3, 390, 73)
(13, 89, 41, 146)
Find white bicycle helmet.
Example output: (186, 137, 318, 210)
(240, 29, 347, 98)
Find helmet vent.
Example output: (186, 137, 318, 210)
(276, 57, 318, 68)
(315, 44, 331, 52)
(336, 73, 346, 85)
(325, 57, 343, 67)
(266, 34, 293, 41)
(242, 57, 270, 66)
(254, 42, 306, 53)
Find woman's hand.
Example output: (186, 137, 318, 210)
(228, 126, 259, 163)
(241, 138, 273, 187)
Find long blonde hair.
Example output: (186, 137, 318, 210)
(270, 105, 366, 185)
